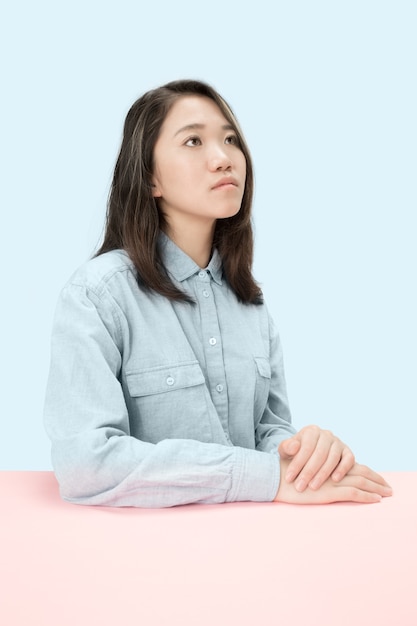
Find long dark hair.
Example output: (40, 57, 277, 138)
(96, 79, 262, 304)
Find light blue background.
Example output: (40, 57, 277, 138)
(1, 1, 416, 471)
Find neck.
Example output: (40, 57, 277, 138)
(164, 217, 216, 268)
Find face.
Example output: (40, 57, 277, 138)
(152, 95, 246, 233)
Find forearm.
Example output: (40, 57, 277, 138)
(255, 311, 297, 454)
(50, 432, 280, 507)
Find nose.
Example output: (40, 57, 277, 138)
(208, 144, 232, 171)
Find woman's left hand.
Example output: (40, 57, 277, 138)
(278, 426, 355, 492)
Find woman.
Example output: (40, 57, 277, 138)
(44, 79, 392, 507)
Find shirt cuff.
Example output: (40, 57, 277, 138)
(226, 446, 280, 503)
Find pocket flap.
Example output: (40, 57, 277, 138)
(126, 361, 205, 397)
(254, 356, 271, 379)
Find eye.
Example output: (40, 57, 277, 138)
(225, 134, 239, 146)
(184, 136, 202, 147)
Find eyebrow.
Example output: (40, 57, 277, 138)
(174, 123, 235, 137)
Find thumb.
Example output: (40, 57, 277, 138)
(278, 437, 301, 459)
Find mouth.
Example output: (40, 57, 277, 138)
(212, 177, 238, 190)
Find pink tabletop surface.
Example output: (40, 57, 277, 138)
(0, 471, 416, 626)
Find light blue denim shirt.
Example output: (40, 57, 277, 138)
(44, 232, 296, 507)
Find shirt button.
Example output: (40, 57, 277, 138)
(202, 290, 209, 298)
(198, 271, 206, 278)
(209, 337, 217, 346)
(166, 377, 175, 386)
(216, 384, 223, 393)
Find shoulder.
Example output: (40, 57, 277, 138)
(64, 250, 136, 297)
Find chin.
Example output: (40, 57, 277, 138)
(215, 205, 241, 220)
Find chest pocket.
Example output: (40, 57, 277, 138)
(124, 361, 210, 443)
(126, 361, 205, 397)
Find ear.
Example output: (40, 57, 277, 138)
(151, 177, 162, 198)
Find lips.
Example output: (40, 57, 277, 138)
(212, 177, 238, 190)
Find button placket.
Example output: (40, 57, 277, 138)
(194, 268, 229, 436)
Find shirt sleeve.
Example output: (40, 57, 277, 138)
(44, 282, 280, 508)
(255, 312, 297, 454)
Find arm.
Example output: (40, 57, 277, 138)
(44, 282, 280, 508)
(254, 312, 363, 493)
(255, 314, 297, 454)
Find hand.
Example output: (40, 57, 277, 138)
(274, 458, 393, 504)
(278, 425, 355, 492)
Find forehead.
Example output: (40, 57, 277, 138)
(162, 95, 231, 132)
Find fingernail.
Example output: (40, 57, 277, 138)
(285, 471, 295, 482)
(309, 479, 319, 490)
(295, 479, 306, 492)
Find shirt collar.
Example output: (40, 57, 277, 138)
(158, 231, 223, 285)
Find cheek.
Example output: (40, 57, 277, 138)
(158, 157, 194, 190)
(154, 164, 177, 195)
(239, 153, 247, 177)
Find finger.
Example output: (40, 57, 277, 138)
(284, 427, 321, 483)
(336, 472, 393, 498)
(331, 447, 355, 482)
(303, 478, 387, 504)
(334, 486, 383, 504)
(307, 441, 346, 490)
(287, 430, 328, 488)
(314, 475, 392, 504)
(346, 464, 393, 490)
(278, 437, 301, 460)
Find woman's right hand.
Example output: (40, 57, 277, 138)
(274, 458, 393, 504)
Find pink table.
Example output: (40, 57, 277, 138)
(1, 471, 416, 625)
